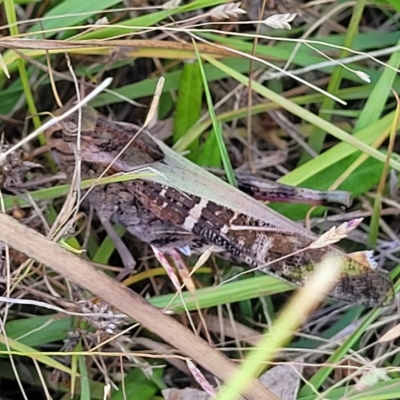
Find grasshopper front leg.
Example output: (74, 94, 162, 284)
(87, 185, 136, 280)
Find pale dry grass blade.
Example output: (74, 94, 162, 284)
(378, 323, 400, 343)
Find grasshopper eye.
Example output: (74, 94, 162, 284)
(51, 130, 63, 139)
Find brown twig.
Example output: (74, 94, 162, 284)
(0, 213, 279, 400)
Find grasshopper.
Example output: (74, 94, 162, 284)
(46, 106, 394, 307)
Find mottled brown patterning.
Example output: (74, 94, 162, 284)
(46, 106, 394, 307)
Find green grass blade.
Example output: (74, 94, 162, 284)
(194, 44, 237, 186)
(78, 350, 90, 400)
(173, 61, 203, 160)
(202, 55, 400, 176)
(3, 0, 42, 139)
(301, 0, 367, 162)
(28, 0, 122, 37)
(355, 35, 400, 131)
(150, 275, 292, 313)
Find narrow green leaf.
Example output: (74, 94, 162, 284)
(355, 35, 400, 130)
(112, 368, 160, 400)
(194, 45, 237, 187)
(150, 275, 292, 313)
(0, 335, 74, 374)
(387, 0, 400, 12)
(173, 61, 203, 160)
(196, 127, 222, 167)
(92, 224, 126, 266)
(301, 0, 367, 162)
(299, 308, 381, 397)
(5, 315, 71, 347)
(79, 9, 176, 40)
(368, 96, 400, 245)
(78, 350, 91, 400)
(29, 0, 124, 37)
(202, 56, 400, 177)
